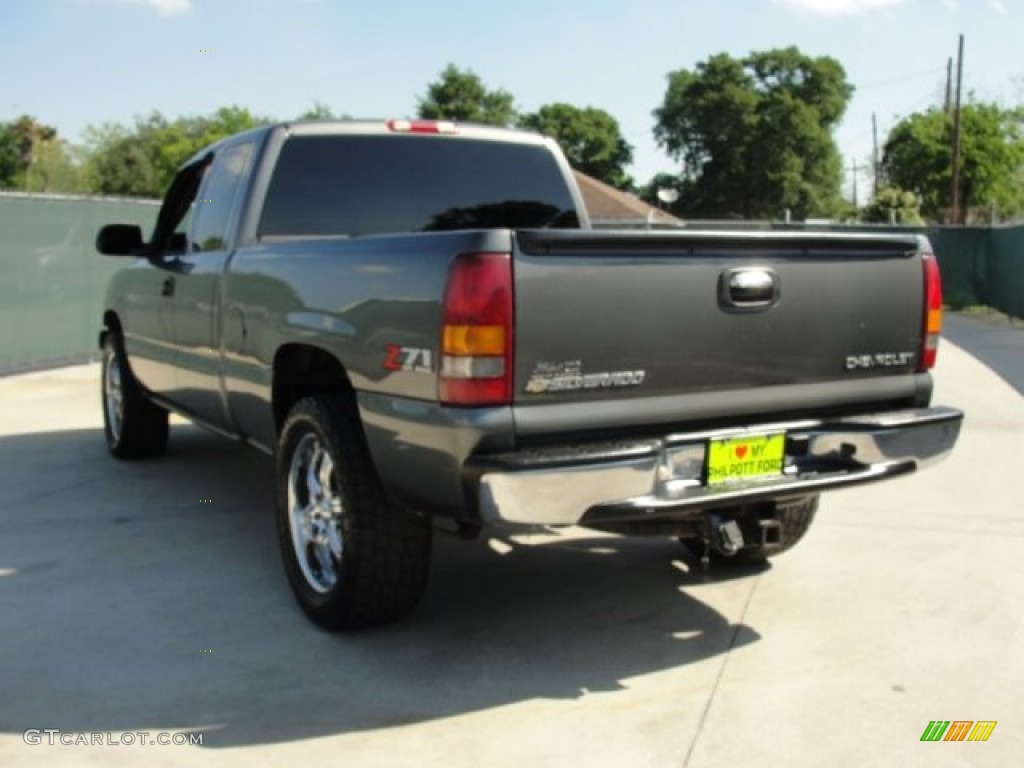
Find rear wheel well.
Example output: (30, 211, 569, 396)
(272, 345, 355, 435)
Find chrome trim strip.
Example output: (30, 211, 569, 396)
(479, 456, 658, 526)
(476, 406, 963, 527)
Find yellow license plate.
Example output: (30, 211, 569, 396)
(706, 434, 785, 485)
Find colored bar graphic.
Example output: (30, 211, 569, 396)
(944, 721, 973, 741)
(920, 720, 996, 742)
(967, 721, 997, 742)
(921, 721, 949, 742)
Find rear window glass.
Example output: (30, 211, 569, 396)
(259, 134, 580, 237)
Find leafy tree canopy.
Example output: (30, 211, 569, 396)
(297, 102, 345, 120)
(652, 47, 853, 219)
(417, 64, 517, 127)
(82, 122, 161, 197)
(0, 127, 22, 188)
(519, 103, 634, 190)
(882, 102, 1024, 222)
(0, 115, 58, 189)
(84, 106, 270, 197)
(861, 185, 923, 225)
(23, 139, 84, 194)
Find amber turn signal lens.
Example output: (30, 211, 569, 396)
(442, 324, 505, 356)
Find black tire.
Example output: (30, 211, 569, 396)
(101, 333, 169, 459)
(276, 394, 432, 630)
(684, 496, 819, 565)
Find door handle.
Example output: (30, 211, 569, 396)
(161, 277, 175, 297)
(719, 268, 779, 310)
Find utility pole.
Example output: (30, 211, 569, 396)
(950, 34, 965, 225)
(851, 159, 861, 211)
(944, 57, 953, 114)
(872, 113, 880, 196)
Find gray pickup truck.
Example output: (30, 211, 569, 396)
(96, 120, 962, 629)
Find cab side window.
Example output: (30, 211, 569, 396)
(149, 157, 209, 255)
(189, 142, 254, 252)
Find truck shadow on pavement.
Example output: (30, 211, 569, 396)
(0, 425, 763, 749)
(942, 312, 1024, 395)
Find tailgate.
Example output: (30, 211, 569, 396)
(511, 230, 928, 429)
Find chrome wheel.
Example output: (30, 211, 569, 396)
(276, 395, 432, 629)
(104, 354, 124, 442)
(287, 432, 345, 594)
(100, 334, 169, 459)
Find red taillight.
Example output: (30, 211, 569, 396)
(920, 251, 943, 371)
(439, 253, 513, 406)
(386, 119, 459, 135)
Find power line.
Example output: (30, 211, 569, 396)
(858, 66, 946, 91)
(845, 88, 941, 149)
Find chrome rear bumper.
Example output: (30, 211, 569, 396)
(472, 406, 963, 527)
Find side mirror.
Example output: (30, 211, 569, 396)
(96, 224, 145, 256)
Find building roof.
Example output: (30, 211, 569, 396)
(573, 171, 680, 226)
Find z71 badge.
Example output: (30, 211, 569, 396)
(525, 360, 646, 394)
(383, 345, 434, 374)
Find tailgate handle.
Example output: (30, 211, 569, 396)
(721, 268, 779, 310)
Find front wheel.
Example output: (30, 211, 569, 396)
(101, 333, 169, 459)
(276, 394, 432, 630)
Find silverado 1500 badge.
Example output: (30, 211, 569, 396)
(845, 352, 915, 370)
(525, 361, 646, 394)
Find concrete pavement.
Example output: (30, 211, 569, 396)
(0, 315, 1020, 767)
(942, 311, 1024, 396)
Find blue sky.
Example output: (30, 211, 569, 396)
(2, 0, 1020, 200)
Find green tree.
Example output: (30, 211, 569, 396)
(519, 103, 634, 190)
(82, 123, 162, 197)
(652, 47, 852, 219)
(0, 127, 23, 188)
(153, 106, 268, 187)
(0, 115, 58, 190)
(297, 101, 337, 120)
(861, 186, 923, 225)
(882, 102, 1024, 222)
(417, 64, 517, 126)
(23, 138, 86, 193)
(84, 106, 270, 197)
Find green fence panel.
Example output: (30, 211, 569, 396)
(0, 193, 159, 374)
(987, 227, 1024, 318)
(773, 223, 1022, 316)
(926, 227, 990, 309)
(2, 196, 1021, 374)
(928, 225, 1024, 315)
